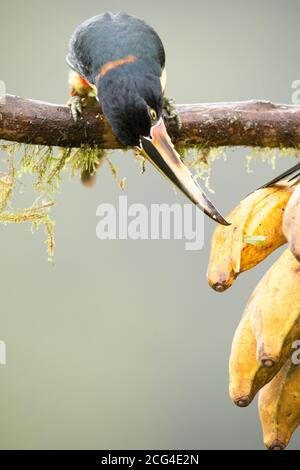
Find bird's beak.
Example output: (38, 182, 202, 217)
(139, 118, 229, 225)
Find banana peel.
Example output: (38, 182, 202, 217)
(229, 286, 284, 407)
(258, 359, 300, 450)
(283, 182, 300, 261)
(250, 248, 300, 369)
(208, 186, 292, 292)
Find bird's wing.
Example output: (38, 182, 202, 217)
(66, 53, 78, 73)
(66, 51, 93, 82)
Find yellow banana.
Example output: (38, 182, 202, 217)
(229, 286, 284, 407)
(250, 248, 300, 368)
(258, 359, 300, 450)
(282, 182, 300, 261)
(208, 186, 292, 292)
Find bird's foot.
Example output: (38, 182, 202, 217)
(67, 95, 83, 122)
(67, 95, 100, 122)
(162, 97, 182, 132)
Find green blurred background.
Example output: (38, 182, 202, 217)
(0, 0, 299, 450)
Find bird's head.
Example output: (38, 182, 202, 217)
(97, 61, 229, 225)
(98, 60, 163, 146)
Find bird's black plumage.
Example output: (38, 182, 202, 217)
(67, 12, 165, 81)
(67, 12, 165, 145)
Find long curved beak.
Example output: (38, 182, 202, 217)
(139, 118, 229, 225)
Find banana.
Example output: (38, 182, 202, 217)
(250, 248, 300, 369)
(208, 186, 292, 292)
(282, 182, 300, 261)
(229, 286, 284, 407)
(258, 359, 300, 450)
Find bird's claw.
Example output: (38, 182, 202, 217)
(67, 95, 83, 122)
(163, 97, 182, 132)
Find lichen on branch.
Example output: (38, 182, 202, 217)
(0, 142, 112, 261)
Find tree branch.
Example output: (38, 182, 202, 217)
(1, 94, 300, 149)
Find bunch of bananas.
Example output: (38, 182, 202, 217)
(208, 181, 300, 450)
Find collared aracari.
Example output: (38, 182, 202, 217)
(66, 11, 230, 225)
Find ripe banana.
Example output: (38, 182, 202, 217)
(249, 248, 300, 369)
(258, 359, 300, 450)
(282, 182, 300, 261)
(229, 287, 283, 407)
(208, 186, 292, 292)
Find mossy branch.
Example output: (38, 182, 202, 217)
(1, 95, 300, 149)
(1, 94, 300, 262)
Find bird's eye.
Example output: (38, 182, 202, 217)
(149, 108, 157, 122)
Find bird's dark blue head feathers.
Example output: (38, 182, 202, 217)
(97, 60, 163, 146)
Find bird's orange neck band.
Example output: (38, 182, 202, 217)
(96, 55, 137, 81)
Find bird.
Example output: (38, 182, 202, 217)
(66, 11, 229, 225)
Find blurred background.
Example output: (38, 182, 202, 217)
(0, 0, 299, 450)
